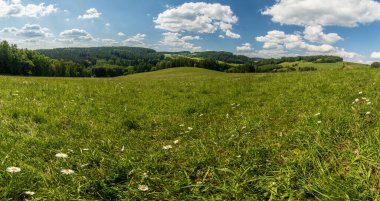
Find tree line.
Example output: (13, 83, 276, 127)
(0, 40, 345, 77)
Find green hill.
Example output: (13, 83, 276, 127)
(1, 66, 379, 199)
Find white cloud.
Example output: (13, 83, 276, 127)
(117, 32, 125, 36)
(105, 23, 111, 27)
(1, 24, 52, 38)
(154, 2, 240, 38)
(263, 0, 380, 27)
(0, 0, 57, 17)
(78, 8, 102, 20)
(236, 43, 252, 51)
(58, 29, 94, 43)
(218, 35, 225, 39)
(225, 30, 240, 39)
(303, 25, 342, 44)
(159, 32, 201, 52)
(123, 33, 146, 46)
(255, 30, 359, 59)
(371, 52, 380, 59)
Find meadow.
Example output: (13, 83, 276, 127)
(1, 66, 380, 200)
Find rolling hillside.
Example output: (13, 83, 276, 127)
(1, 66, 380, 199)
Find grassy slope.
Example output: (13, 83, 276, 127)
(280, 61, 369, 71)
(1, 67, 380, 200)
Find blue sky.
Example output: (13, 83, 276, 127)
(1, 0, 380, 62)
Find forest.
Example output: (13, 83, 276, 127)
(0, 40, 346, 77)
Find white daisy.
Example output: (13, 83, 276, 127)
(6, 166, 21, 173)
(163, 145, 173, 150)
(55, 153, 68, 158)
(24, 191, 35, 196)
(61, 169, 75, 175)
(138, 184, 149, 192)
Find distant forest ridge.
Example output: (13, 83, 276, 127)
(0, 41, 348, 77)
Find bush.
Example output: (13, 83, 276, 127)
(371, 62, 380, 68)
(298, 67, 317, 72)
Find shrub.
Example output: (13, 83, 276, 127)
(371, 62, 380, 68)
(299, 67, 317, 72)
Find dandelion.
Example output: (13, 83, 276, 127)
(173, 140, 179, 144)
(6, 166, 21, 173)
(187, 127, 193, 131)
(138, 184, 149, 192)
(61, 169, 74, 175)
(163, 145, 173, 150)
(24, 191, 35, 196)
(55, 153, 68, 158)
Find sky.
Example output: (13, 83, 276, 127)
(1, 0, 380, 63)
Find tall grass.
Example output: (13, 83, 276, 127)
(0, 67, 379, 200)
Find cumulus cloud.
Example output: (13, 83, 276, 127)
(160, 32, 201, 52)
(263, 0, 380, 27)
(371, 52, 380, 59)
(154, 2, 240, 38)
(0, 0, 57, 17)
(1, 24, 52, 38)
(236, 43, 252, 52)
(303, 25, 342, 44)
(58, 29, 94, 43)
(255, 30, 359, 59)
(117, 32, 125, 36)
(78, 8, 102, 20)
(123, 34, 146, 46)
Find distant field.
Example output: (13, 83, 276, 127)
(2, 66, 380, 200)
(280, 61, 369, 71)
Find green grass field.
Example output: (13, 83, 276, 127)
(2, 66, 380, 200)
(280, 61, 369, 71)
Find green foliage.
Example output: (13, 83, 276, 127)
(194, 51, 256, 64)
(298, 66, 317, 71)
(371, 62, 380, 68)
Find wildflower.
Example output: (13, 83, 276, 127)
(359, 91, 363, 95)
(199, 114, 204, 117)
(163, 145, 173, 150)
(367, 102, 373, 105)
(173, 140, 179, 144)
(6, 166, 21, 173)
(121, 145, 125, 152)
(355, 98, 360, 102)
(314, 113, 321, 116)
(179, 124, 185, 127)
(366, 111, 371, 115)
(61, 169, 75, 175)
(55, 153, 68, 158)
(81, 164, 89, 167)
(24, 191, 35, 196)
(187, 127, 193, 131)
(317, 121, 322, 124)
(138, 184, 149, 192)
(143, 172, 148, 178)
